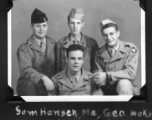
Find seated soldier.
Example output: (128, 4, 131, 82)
(94, 19, 139, 95)
(50, 44, 102, 95)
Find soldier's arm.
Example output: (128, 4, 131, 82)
(17, 44, 45, 85)
(50, 76, 59, 95)
(94, 52, 104, 73)
(107, 46, 139, 82)
(91, 41, 99, 73)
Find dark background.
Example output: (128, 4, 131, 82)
(11, 0, 141, 95)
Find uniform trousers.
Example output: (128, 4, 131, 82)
(17, 79, 48, 96)
(101, 79, 134, 95)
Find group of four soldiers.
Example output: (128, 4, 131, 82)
(16, 8, 139, 96)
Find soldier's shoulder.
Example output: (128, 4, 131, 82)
(122, 41, 138, 54)
(123, 41, 137, 48)
(46, 36, 56, 43)
(58, 37, 67, 44)
(18, 39, 31, 50)
(85, 35, 97, 44)
(52, 72, 63, 81)
(97, 44, 106, 54)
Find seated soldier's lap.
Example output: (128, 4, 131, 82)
(16, 79, 48, 96)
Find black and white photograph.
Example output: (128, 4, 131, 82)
(8, 0, 144, 101)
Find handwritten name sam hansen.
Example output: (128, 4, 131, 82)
(15, 105, 152, 118)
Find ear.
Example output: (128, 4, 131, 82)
(65, 56, 68, 63)
(67, 21, 70, 28)
(30, 24, 32, 29)
(65, 52, 68, 63)
(82, 21, 84, 27)
(30, 24, 33, 30)
(82, 58, 84, 64)
(117, 31, 120, 37)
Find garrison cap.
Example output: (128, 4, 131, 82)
(31, 8, 48, 24)
(100, 19, 116, 28)
(68, 8, 85, 20)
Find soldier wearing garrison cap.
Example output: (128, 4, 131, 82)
(56, 8, 99, 74)
(16, 8, 58, 95)
(94, 19, 139, 95)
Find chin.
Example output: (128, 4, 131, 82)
(72, 69, 80, 72)
(108, 42, 115, 46)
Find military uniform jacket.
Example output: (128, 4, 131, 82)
(51, 69, 102, 95)
(95, 40, 139, 83)
(17, 35, 57, 85)
(56, 33, 99, 73)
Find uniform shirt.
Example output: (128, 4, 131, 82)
(95, 40, 139, 84)
(108, 41, 119, 57)
(33, 35, 46, 53)
(67, 70, 81, 83)
(17, 35, 57, 85)
(51, 68, 102, 95)
(56, 33, 99, 73)
(70, 33, 81, 42)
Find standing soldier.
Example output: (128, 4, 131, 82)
(56, 8, 99, 73)
(94, 19, 139, 95)
(16, 8, 57, 96)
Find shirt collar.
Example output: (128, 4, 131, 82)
(33, 35, 46, 46)
(108, 40, 120, 52)
(63, 33, 86, 48)
(70, 33, 81, 42)
(67, 68, 81, 82)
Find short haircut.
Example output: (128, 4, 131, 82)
(66, 44, 84, 58)
(67, 16, 83, 22)
(101, 23, 119, 34)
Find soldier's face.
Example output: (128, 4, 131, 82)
(31, 21, 48, 40)
(68, 18, 84, 35)
(102, 27, 120, 47)
(67, 50, 84, 72)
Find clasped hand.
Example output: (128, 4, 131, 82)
(93, 71, 107, 86)
(42, 76, 54, 91)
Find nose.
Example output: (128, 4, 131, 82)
(107, 35, 111, 40)
(74, 23, 77, 28)
(74, 59, 78, 64)
(39, 26, 43, 31)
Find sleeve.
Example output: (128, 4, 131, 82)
(90, 41, 100, 73)
(94, 51, 104, 73)
(51, 76, 59, 95)
(54, 42, 61, 74)
(17, 44, 45, 85)
(55, 40, 63, 73)
(108, 46, 139, 82)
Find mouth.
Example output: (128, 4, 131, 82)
(107, 40, 113, 42)
(73, 66, 79, 68)
(39, 32, 45, 34)
(73, 30, 78, 32)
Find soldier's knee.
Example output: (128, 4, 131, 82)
(116, 79, 133, 95)
(17, 80, 37, 96)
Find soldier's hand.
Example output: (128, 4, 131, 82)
(42, 76, 54, 91)
(93, 72, 107, 86)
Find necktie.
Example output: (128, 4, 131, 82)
(40, 41, 45, 53)
(72, 77, 77, 86)
(110, 49, 116, 57)
(73, 40, 78, 44)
